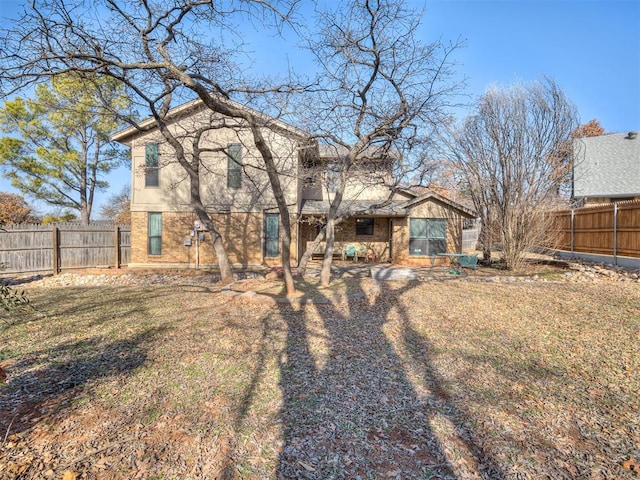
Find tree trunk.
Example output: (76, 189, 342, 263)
(297, 225, 326, 276)
(279, 211, 297, 296)
(320, 217, 335, 286)
(249, 125, 296, 296)
(479, 218, 492, 263)
(193, 205, 234, 284)
(80, 207, 90, 226)
(154, 110, 235, 285)
(297, 217, 346, 277)
(190, 173, 234, 284)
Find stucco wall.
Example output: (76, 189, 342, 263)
(127, 109, 300, 213)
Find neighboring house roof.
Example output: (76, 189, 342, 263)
(112, 95, 310, 144)
(573, 132, 640, 198)
(300, 189, 477, 219)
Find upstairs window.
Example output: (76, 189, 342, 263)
(145, 143, 159, 187)
(409, 218, 446, 256)
(227, 143, 242, 189)
(356, 218, 375, 236)
(325, 162, 340, 193)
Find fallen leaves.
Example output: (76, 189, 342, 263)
(0, 279, 638, 479)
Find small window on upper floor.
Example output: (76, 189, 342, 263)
(325, 162, 340, 193)
(145, 143, 159, 187)
(227, 143, 242, 189)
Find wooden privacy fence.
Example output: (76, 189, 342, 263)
(548, 200, 640, 260)
(462, 227, 480, 252)
(0, 223, 131, 275)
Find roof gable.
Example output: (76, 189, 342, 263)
(112, 96, 310, 144)
(402, 190, 476, 218)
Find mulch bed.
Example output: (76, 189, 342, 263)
(0, 275, 638, 479)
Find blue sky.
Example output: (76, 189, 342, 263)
(422, 0, 640, 132)
(1, 0, 639, 217)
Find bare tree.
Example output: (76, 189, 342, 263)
(0, 0, 305, 290)
(439, 78, 578, 270)
(296, 0, 463, 285)
(99, 184, 131, 224)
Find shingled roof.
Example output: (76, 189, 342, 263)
(573, 132, 640, 199)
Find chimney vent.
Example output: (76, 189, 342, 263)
(627, 131, 638, 139)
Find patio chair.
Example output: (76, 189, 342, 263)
(343, 244, 357, 261)
(356, 244, 370, 262)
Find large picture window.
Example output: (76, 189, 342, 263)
(145, 143, 159, 187)
(227, 143, 242, 189)
(148, 212, 162, 255)
(409, 218, 446, 256)
(264, 213, 279, 257)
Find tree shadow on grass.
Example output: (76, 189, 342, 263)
(3, 286, 172, 331)
(271, 278, 508, 479)
(0, 326, 167, 438)
(394, 310, 506, 479)
(273, 281, 456, 479)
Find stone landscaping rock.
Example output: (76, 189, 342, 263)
(370, 267, 417, 281)
(2, 258, 639, 294)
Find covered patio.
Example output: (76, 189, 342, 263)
(297, 199, 409, 263)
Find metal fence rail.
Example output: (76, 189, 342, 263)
(0, 223, 131, 275)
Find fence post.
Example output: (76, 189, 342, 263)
(52, 226, 60, 275)
(570, 209, 574, 255)
(115, 225, 121, 269)
(613, 203, 618, 266)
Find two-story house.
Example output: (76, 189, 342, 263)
(113, 97, 475, 270)
(573, 131, 640, 205)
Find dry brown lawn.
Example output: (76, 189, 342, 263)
(0, 275, 639, 479)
